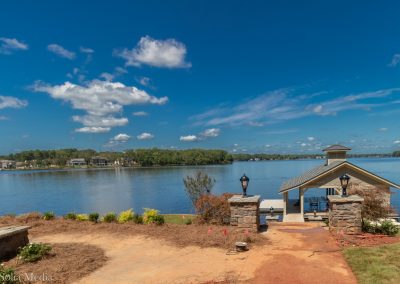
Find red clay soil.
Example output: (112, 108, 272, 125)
(333, 232, 400, 247)
(249, 223, 357, 284)
(3, 243, 107, 284)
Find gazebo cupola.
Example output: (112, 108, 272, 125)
(323, 144, 351, 165)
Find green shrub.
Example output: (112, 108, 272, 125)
(362, 220, 377, 234)
(42, 211, 55, 220)
(76, 214, 89, 221)
(102, 212, 117, 223)
(143, 208, 164, 225)
(0, 265, 18, 283)
(380, 220, 399, 236)
(64, 212, 77, 220)
(88, 212, 99, 223)
(118, 209, 134, 223)
(185, 218, 192, 225)
(18, 243, 52, 262)
(133, 213, 143, 224)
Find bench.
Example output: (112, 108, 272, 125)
(0, 226, 30, 259)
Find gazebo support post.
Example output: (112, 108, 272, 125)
(300, 188, 304, 215)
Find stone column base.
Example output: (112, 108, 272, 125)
(228, 195, 261, 232)
(328, 195, 364, 235)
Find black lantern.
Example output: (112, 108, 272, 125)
(239, 174, 250, 197)
(339, 174, 350, 196)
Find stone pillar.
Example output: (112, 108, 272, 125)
(228, 195, 261, 232)
(328, 195, 364, 235)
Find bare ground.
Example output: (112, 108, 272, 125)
(1, 216, 360, 283)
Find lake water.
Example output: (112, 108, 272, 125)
(0, 158, 399, 216)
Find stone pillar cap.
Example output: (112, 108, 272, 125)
(228, 195, 261, 203)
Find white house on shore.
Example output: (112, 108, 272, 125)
(0, 160, 16, 169)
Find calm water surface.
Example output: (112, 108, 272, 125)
(0, 158, 399, 215)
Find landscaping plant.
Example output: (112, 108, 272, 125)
(0, 264, 18, 284)
(76, 214, 89, 221)
(102, 212, 117, 223)
(133, 213, 143, 224)
(195, 193, 233, 224)
(42, 211, 55, 220)
(18, 243, 52, 262)
(64, 212, 77, 220)
(183, 171, 215, 207)
(143, 208, 164, 225)
(88, 212, 99, 222)
(118, 209, 134, 223)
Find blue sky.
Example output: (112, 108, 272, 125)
(1, 0, 400, 154)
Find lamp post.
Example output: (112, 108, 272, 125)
(239, 174, 250, 197)
(339, 174, 350, 197)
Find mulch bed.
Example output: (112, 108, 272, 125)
(0, 213, 268, 250)
(3, 243, 107, 283)
(333, 232, 400, 247)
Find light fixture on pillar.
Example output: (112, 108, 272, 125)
(339, 174, 350, 197)
(239, 174, 250, 197)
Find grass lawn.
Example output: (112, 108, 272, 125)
(162, 214, 196, 225)
(343, 243, 400, 284)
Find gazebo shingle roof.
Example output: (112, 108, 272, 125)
(279, 160, 345, 192)
(322, 144, 351, 151)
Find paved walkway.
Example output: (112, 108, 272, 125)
(34, 223, 356, 284)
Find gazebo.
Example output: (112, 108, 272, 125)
(279, 145, 400, 222)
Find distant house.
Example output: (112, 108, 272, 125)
(90, 156, 109, 167)
(68, 158, 87, 167)
(0, 160, 16, 169)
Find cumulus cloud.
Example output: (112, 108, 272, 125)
(0, 37, 28, 54)
(75, 127, 110, 133)
(394, 140, 400, 144)
(114, 36, 191, 68)
(307, 137, 315, 141)
(133, 111, 148, 116)
(180, 135, 198, 142)
(0, 96, 28, 109)
(33, 80, 168, 133)
(114, 133, 131, 141)
(47, 44, 76, 59)
(388, 54, 400, 67)
(137, 132, 154, 140)
(200, 128, 220, 137)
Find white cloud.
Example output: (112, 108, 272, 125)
(33, 80, 168, 133)
(133, 111, 148, 116)
(379, 127, 388, 132)
(138, 76, 150, 86)
(200, 128, 220, 137)
(307, 137, 315, 141)
(394, 140, 400, 144)
(99, 67, 128, 82)
(0, 96, 28, 109)
(191, 87, 400, 127)
(75, 127, 110, 133)
(47, 44, 76, 59)
(301, 143, 307, 147)
(265, 144, 271, 148)
(248, 121, 264, 127)
(0, 37, 28, 54)
(180, 135, 198, 142)
(388, 54, 400, 67)
(114, 133, 131, 141)
(0, 115, 8, 120)
(137, 132, 154, 140)
(114, 36, 191, 68)
(80, 47, 94, 54)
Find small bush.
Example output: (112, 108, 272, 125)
(380, 220, 399, 236)
(133, 213, 143, 224)
(64, 212, 77, 220)
(88, 212, 99, 223)
(42, 211, 55, 220)
(76, 214, 89, 221)
(195, 193, 233, 225)
(153, 215, 165, 225)
(185, 218, 192, 225)
(362, 220, 377, 234)
(18, 243, 52, 262)
(118, 209, 134, 223)
(143, 208, 163, 224)
(102, 212, 117, 223)
(0, 265, 18, 284)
